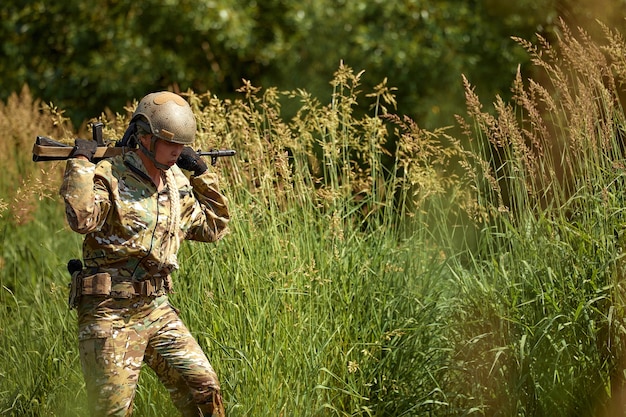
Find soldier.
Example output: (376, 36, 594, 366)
(60, 91, 229, 416)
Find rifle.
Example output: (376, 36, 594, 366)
(32, 122, 236, 165)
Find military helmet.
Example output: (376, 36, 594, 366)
(132, 91, 196, 145)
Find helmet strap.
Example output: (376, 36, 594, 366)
(138, 136, 170, 171)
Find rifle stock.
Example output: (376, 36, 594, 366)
(32, 136, 125, 162)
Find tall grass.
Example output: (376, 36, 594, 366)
(170, 66, 459, 416)
(2, 20, 626, 416)
(441, 19, 626, 416)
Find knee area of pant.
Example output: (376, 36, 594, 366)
(198, 389, 225, 417)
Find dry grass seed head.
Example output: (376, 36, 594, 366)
(0, 87, 71, 225)
(511, 69, 549, 159)
(600, 22, 626, 86)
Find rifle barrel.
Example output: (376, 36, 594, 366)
(198, 149, 236, 157)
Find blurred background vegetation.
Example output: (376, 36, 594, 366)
(2, 0, 625, 129)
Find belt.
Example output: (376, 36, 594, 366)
(77, 271, 172, 298)
(110, 275, 172, 298)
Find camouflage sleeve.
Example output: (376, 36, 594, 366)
(183, 171, 230, 242)
(59, 159, 111, 234)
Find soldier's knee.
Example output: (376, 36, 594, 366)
(199, 388, 225, 417)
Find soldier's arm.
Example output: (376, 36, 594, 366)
(181, 171, 230, 242)
(59, 159, 111, 234)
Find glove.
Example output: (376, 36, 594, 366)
(71, 139, 98, 161)
(177, 146, 208, 175)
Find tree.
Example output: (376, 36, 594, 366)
(1, 0, 624, 127)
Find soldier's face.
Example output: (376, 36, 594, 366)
(139, 134, 184, 169)
(154, 139, 184, 168)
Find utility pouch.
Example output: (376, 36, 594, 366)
(67, 262, 112, 309)
(81, 273, 112, 296)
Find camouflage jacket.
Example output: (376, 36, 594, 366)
(59, 151, 229, 282)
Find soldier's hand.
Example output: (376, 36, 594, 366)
(71, 139, 98, 161)
(177, 146, 208, 175)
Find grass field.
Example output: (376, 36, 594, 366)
(3, 21, 626, 416)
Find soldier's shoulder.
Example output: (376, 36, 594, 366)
(94, 153, 126, 179)
(170, 164, 192, 187)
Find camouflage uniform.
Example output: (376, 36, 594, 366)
(60, 150, 229, 416)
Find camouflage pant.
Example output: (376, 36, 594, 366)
(77, 294, 225, 417)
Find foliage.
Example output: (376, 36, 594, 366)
(0, 86, 72, 225)
(4, 0, 626, 129)
(3, 19, 626, 417)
